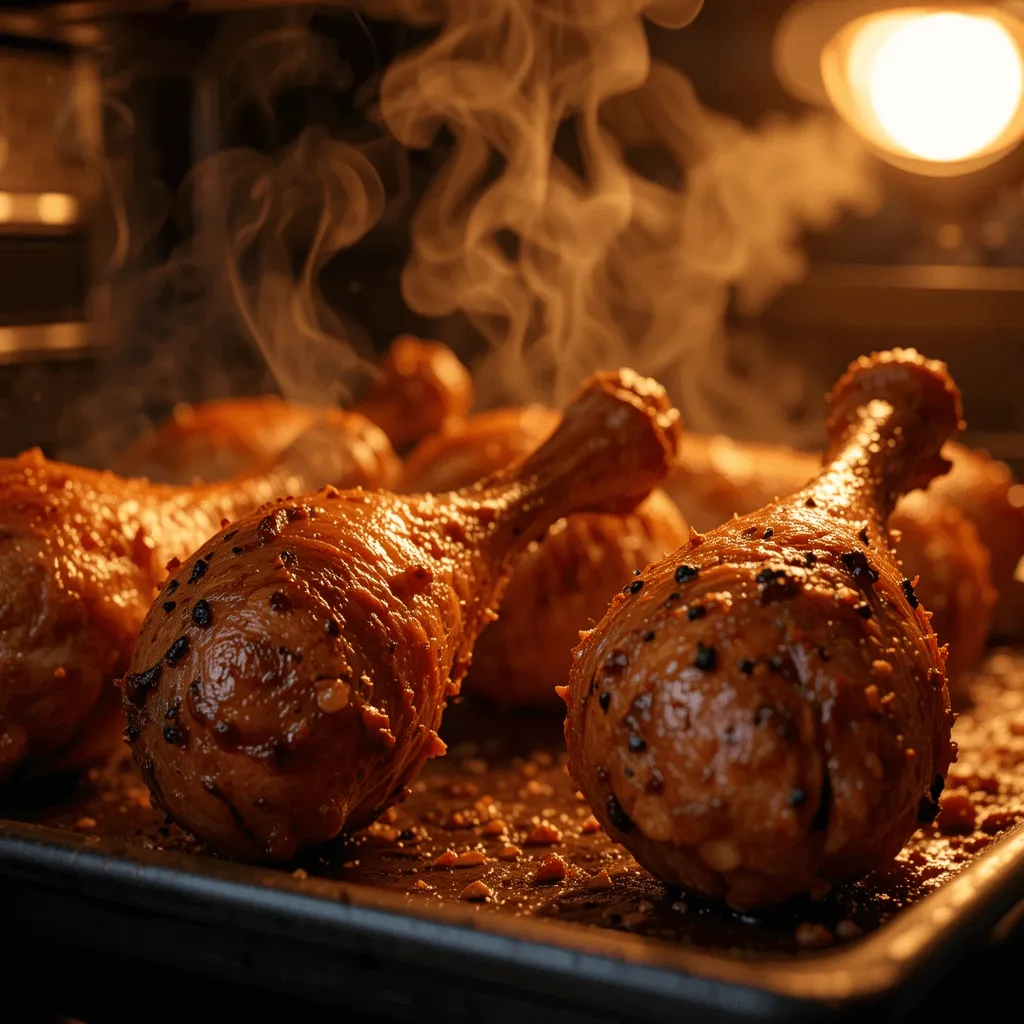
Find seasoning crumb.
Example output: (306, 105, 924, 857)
(460, 880, 494, 902)
(481, 818, 508, 837)
(795, 922, 834, 948)
(74, 817, 97, 830)
(579, 815, 601, 835)
(498, 845, 521, 861)
(586, 869, 614, 891)
(534, 853, 569, 885)
(292, 868, 309, 880)
(431, 849, 459, 868)
(366, 822, 400, 843)
(454, 850, 487, 868)
(521, 779, 554, 798)
(937, 790, 977, 834)
(414, 879, 434, 891)
(694, 642, 717, 672)
(525, 821, 563, 846)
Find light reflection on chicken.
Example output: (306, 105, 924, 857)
(121, 370, 681, 862)
(665, 433, 999, 683)
(563, 350, 960, 910)
(402, 408, 689, 707)
(0, 413, 398, 783)
(116, 336, 473, 484)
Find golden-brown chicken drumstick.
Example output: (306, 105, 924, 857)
(665, 434, 997, 683)
(121, 370, 681, 863)
(402, 408, 689, 707)
(354, 335, 473, 452)
(116, 336, 472, 483)
(0, 414, 398, 783)
(563, 350, 960, 910)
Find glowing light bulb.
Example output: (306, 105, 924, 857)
(847, 10, 1024, 163)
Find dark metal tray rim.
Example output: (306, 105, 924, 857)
(5, 817, 1024, 1018)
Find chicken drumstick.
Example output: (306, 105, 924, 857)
(0, 413, 398, 783)
(122, 370, 681, 862)
(563, 350, 961, 910)
(402, 407, 689, 707)
(116, 336, 472, 483)
(355, 335, 473, 452)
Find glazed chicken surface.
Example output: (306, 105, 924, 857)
(563, 350, 960, 910)
(0, 413, 398, 783)
(403, 408, 689, 707)
(116, 336, 472, 483)
(666, 434, 999, 682)
(122, 370, 681, 862)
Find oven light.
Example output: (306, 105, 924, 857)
(775, 3, 1024, 177)
(851, 11, 1021, 161)
(821, 6, 1024, 174)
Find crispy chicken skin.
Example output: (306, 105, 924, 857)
(891, 491, 995, 687)
(665, 435, 997, 681)
(122, 370, 681, 862)
(0, 414, 398, 783)
(403, 408, 689, 707)
(116, 336, 472, 483)
(563, 350, 960, 910)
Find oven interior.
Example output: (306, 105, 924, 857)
(3, 3, 1024, 1021)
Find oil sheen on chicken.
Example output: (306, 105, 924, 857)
(664, 434, 1003, 680)
(563, 350, 961, 910)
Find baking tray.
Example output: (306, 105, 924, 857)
(4, 653, 1024, 1023)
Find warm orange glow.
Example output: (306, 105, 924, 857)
(822, 6, 1024, 174)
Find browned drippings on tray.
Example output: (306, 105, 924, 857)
(5, 650, 1024, 957)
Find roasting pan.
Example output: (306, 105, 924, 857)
(3, 664, 1024, 1024)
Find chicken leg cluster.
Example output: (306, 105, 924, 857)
(0, 413, 397, 782)
(121, 370, 681, 862)
(563, 350, 961, 909)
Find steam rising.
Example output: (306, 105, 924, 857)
(194, 128, 385, 403)
(371, 0, 879, 434)
(64, 1, 879, 463)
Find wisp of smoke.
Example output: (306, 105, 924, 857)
(65, 1, 878, 465)
(369, 0, 879, 437)
(61, 10, 397, 466)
